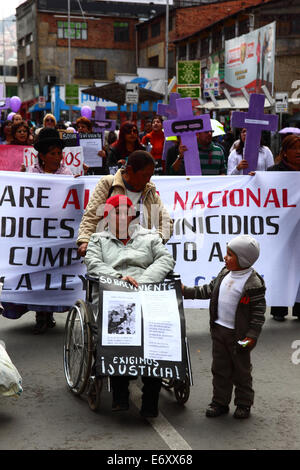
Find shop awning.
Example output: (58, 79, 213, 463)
(29, 101, 81, 113)
(197, 96, 272, 110)
(29, 102, 51, 112)
(82, 82, 164, 105)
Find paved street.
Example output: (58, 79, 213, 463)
(0, 307, 300, 451)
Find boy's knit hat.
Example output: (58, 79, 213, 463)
(228, 235, 260, 268)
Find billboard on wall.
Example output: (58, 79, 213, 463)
(224, 22, 276, 96)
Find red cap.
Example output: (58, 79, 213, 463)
(103, 194, 134, 219)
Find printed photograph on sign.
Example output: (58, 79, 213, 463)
(102, 291, 142, 346)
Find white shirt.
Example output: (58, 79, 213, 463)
(227, 146, 274, 175)
(125, 189, 144, 226)
(125, 189, 142, 210)
(215, 268, 253, 329)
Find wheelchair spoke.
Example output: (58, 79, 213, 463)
(63, 300, 93, 395)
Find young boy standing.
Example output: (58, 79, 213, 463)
(183, 235, 266, 419)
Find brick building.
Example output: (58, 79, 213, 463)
(137, 0, 300, 119)
(16, 0, 165, 117)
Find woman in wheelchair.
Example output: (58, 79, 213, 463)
(84, 194, 175, 418)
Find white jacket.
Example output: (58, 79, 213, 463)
(227, 146, 274, 175)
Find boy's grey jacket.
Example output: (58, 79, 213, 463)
(85, 225, 175, 283)
(183, 267, 266, 341)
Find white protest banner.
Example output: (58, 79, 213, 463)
(23, 147, 38, 169)
(62, 147, 84, 175)
(0, 145, 30, 171)
(0, 172, 299, 312)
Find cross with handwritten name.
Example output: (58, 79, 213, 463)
(163, 97, 212, 175)
(231, 93, 278, 174)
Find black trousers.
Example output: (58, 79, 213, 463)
(271, 303, 300, 318)
(111, 376, 162, 404)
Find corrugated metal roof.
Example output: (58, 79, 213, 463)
(36, 0, 165, 17)
(173, 0, 275, 42)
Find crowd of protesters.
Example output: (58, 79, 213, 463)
(0, 111, 299, 332)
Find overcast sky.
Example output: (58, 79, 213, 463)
(1, 0, 24, 19)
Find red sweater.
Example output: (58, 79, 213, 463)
(142, 130, 164, 160)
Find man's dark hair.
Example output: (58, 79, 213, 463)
(126, 150, 155, 172)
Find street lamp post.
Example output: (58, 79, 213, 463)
(164, 0, 169, 104)
(68, 0, 72, 122)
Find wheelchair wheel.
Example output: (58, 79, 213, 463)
(174, 375, 190, 405)
(87, 376, 103, 412)
(63, 299, 93, 396)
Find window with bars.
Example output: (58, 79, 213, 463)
(0, 65, 18, 76)
(19, 64, 25, 80)
(148, 55, 159, 67)
(151, 22, 160, 38)
(178, 45, 187, 60)
(239, 19, 249, 36)
(224, 24, 235, 40)
(27, 60, 33, 78)
(75, 59, 107, 79)
(212, 32, 222, 53)
(140, 26, 148, 42)
(57, 21, 87, 40)
(25, 33, 33, 44)
(291, 17, 300, 34)
(201, 37, 209, 56)
(189, 41, 198, 60)
(114, 22, 129, 42)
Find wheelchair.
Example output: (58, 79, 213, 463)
(63, 273, 193, 412)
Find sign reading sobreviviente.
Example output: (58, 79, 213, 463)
(95, 275, 187, 380)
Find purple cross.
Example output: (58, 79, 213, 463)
(157, 93, 181, 161)
(231, 93, 278, 174)
(157, 92, 180, 119)
(163, 97, 212, 175)
(93, 106, 116, 137)
(0, 84, 11, 110)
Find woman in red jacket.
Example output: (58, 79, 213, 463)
(141, 116, 165, 175)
